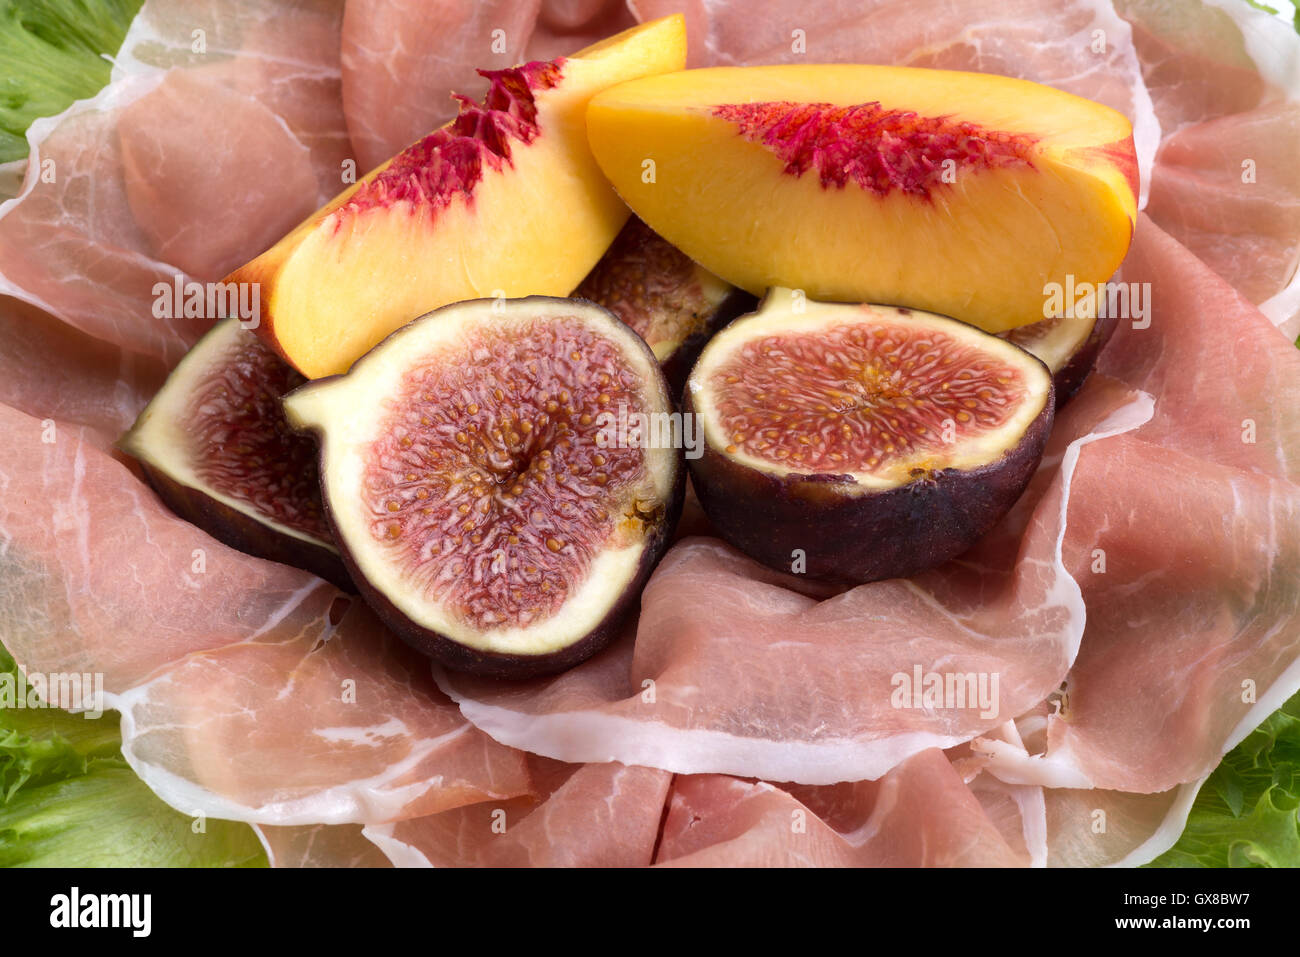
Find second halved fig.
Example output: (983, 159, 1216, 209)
(684, 291, 1054, 584)
(284, 297, 683, 679)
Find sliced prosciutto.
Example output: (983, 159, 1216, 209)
(1115, 0, 1300, 334)
(1, 0, 1299, 869)
(339, 0, 542, 172)
(365, 761, 671, 867)
(0, 0, 350, 364)
(256, 824, 393, 868)
(656, 751, 1026, 867)
(0, 296, 165, 448)
(973, 217, 1300, 795)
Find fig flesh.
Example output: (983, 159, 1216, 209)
(684, 291, 1054, 584)
(574, 216, 756, 395)
(283, 296, 684, 679)
(118, 318, 350, 589)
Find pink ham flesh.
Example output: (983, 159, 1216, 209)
(0, 296, 166, 447)
(366, 760, 671, 867)
(0, 0, 350, 365)
(657, 750, 1026, 866)
(256, 824, 393, 868)
(972, 217, 1300, 794)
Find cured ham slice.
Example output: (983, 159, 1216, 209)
(365, 761, 670, 866)
(975, 218, 1300, 795)
(0, 403, 531, 822)
(256, 824, 393, 867)
(524, 0, 637, 62)
(1145, 104, 1300, 313)
(3, 0, 1299, 868)
(117, 71, 321, 282)
(1116, 0, 1300, 335)
(655, 751, 1025, 866)
(0, 296, 165, 448)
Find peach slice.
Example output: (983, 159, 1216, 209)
(586, 65, 1138, 333)
(226, 15, 686, 379)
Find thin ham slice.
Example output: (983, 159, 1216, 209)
(365, 760, 671, 866)
(256, 824, 393, 867)
(975, 217, 1300, 795)
(656, 750, 1026, 866)
(1115, 0, 1300, 335)
(3, 0, 1299, 867)
(340, 0, 543, 172)
(0, 296, 166, 448)
(0, 0, 350, 364)
(1146, 104, 1300, 312)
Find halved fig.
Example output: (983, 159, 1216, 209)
(118, 318, 350, 589)
(999, 310, 1118, 408)
(684, 290, 1054, 584)
(283, 296, 684, 679)
(574, 216, 756, 395)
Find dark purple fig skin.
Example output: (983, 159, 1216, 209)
(682, 379, 1054, 586)
(1053, 311, 1118, 409)
(134, 460, 354, 591)
(294, 294, 687, 680)
(326, 463, 685, 680)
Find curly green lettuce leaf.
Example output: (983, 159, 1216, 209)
(0, 0, 142, 162)
(1147, 691, 1300, 867)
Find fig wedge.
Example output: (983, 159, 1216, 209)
(118, 318, 350, 589)
(684, 290, 1054, 584)
(283, 296, 684, 679)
